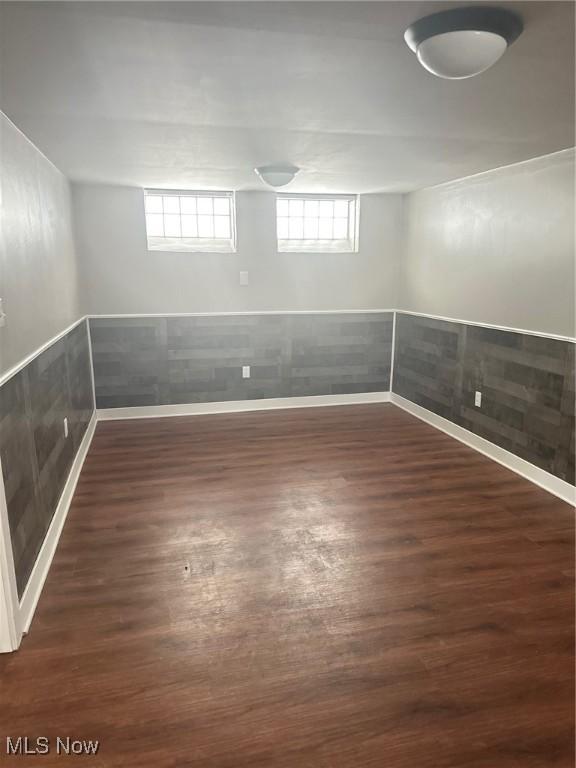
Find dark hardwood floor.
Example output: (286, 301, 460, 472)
(1, 404, 574, 767)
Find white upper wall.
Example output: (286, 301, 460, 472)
(73, 185, 402, 315)
(0, 113, 80, 376)
(399, 149, 575, 338)
(2, 102, 572, 350)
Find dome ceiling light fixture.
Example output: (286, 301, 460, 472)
(254, 164, 300, 188)
(404, 6, 523, 80)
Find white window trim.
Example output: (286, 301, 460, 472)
(144, 189, 237, 253)
(276, 193, 359, 254)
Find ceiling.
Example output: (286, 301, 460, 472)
(0, 1, 574, 193)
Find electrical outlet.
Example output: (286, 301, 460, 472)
(63, 417, 69, 438)
(242, 365, 251, 379)
(474, 391, 482, 408)
(239, 271, 249, 286)
(0, 298, 6, 328)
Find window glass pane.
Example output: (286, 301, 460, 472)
(304, 200, 319, 217)
(289, 217, 304, 239)
(164, 214, 181, 237)
(145, 191, 235, 250)
(214, 216, 231, 238)
(333, 218, 348, 239)
(334, 200, 349, 218)
(303, 217, 319, 239)
(318, 218, 333, 239)
(198, 214, 214, 238)
(213, 197, 230, 215)
(197, 197, 213, 215)
(289, 199, 304, 217)
(163, 196, 180, 214)
(145, 195, 163, 214)
(181, 215, 198, 237)
(277, 217, 289, 239)
(275, 195, 356, 252)
(146, 213, 164, 236)
(180, 197, 196, 214)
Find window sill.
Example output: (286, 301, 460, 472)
(277, 242, 358, 254)
(147, 237, 236, 254)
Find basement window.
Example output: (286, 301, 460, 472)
(276, 194, 358, 253)
(144, 190, 236, 252)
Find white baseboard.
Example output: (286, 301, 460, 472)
(97, 391, 391, 421)
(18, 412, 98, 634)
(390, 393, 575, 505)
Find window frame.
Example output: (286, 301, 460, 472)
(143, 189, 237, 253)
(276, 193, 359, 254)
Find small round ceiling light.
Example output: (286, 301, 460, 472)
(405, 6, 523, 79)
(255, 164, 300, 188)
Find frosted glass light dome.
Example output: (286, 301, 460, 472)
(405, 7, 523, 80)
(417, 30, 508, 79)
(255, 164, 300, 188)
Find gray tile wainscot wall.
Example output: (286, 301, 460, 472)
(0, 320, 94, 596)
(393, 312, 575, 485)
(89, 313, 394, 409)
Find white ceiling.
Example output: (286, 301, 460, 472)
(0, 1, 574, 193)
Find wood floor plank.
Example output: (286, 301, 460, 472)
(1, 404, 573, 767)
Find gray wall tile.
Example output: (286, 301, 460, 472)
(0, 371, 42, 595)
(89, 317, 167, 408)
(393, 314, 462, 421)
(393, 313, 575, 485)
(166, 314, 289, 403)
(27, 337, 76, 515)
(90, 313, 393, 408)
(0, 320, 94, 596)
(66, 321, 95, 452)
